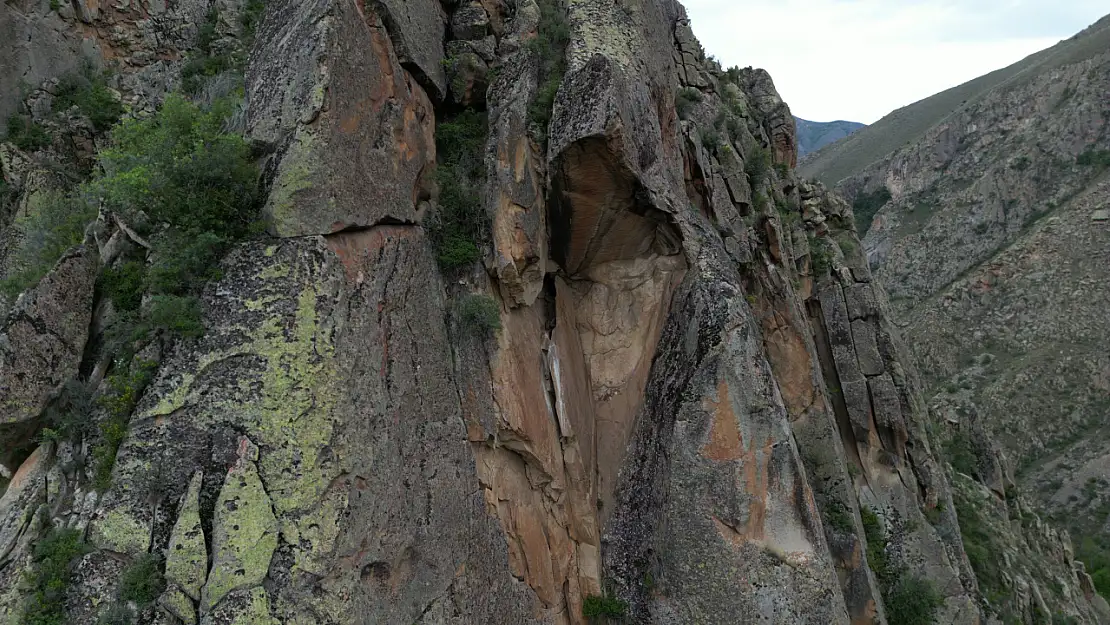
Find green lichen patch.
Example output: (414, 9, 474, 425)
(202, 441, 278, 612)
(165, 472, 207, 600)
(159, 585, 198, 625)
(88, 506, 151, 555)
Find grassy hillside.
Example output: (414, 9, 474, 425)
(799, 14, 1110, 186)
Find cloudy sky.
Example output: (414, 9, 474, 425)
(681, 0, 1107, 124)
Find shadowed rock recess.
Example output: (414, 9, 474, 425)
(0, 1, 1107, 624)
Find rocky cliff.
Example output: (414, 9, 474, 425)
(799, 12, 1110, 624)
(0, 1, 1106, 624)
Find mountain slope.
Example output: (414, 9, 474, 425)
(799, 14, 1110, 186)
(798, 10, 1110, 611)
(795, 117, 864, 157)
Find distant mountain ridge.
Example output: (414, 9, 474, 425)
(794, 117, 865, 157)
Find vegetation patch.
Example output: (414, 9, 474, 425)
(53, 67, 124, 131)
(456, 294, 501, 336)
(1077, 148, 1110, 168)
(429, 110, 489, 269)
(0, 190, 97, 298)
(21, 528, 90, 625)
(675, 87, 703, 120)
(943, 430, 979, 478)
(823, 501, 855, 534)
(861, 506, 943, 625)
(582, 594, 628, 619)
(119, 553, 166, 607)
(745, 145, 771, 188)
(92, 359, 158, 491)
(6, 113, 51, 151)
(527, 0, 570, 142)
(851, 186, 892, 236)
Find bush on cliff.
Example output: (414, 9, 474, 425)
(430, 109, 489, 269)
(21, 528, 90, 625)
(851, 186, 892, 236)
(528, 0, 570, 141)
(53, 67, 124, 131)
(0, 190, 96, 299)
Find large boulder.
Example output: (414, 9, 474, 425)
(0, 245, 97, 469)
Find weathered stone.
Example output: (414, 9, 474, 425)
(166, 471, 207, 601)
(451, 1, 491, 40)
(0, 446, 47, 565)
(247, 0, 436, 235)
(851, 319, 885, 377)
(445, 46, 489, 108)
(0, 245, 97, 468)
(844, 283, 878, 320)
(867, 374, 905, 437)
(202, 438, 277, 613)
(372, 0, 448, 100)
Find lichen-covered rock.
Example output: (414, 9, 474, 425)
(203, 439, 277, 613)
(247, 0, 436, 236)
(166, 472, 207, 602)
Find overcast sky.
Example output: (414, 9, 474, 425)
(681, 1, 1107, 124)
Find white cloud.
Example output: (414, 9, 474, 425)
(681, 0, 1106, 123)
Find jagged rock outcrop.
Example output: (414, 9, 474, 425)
(1, 1, 1106, 624)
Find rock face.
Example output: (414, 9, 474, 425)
(799, 12, 1110, 623)
(0, 245, 97, 469)
(0, 1, 1106, 625)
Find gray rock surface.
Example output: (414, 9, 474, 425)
(0, 245, 96, 469)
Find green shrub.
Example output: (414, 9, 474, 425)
(1076, 536, 1110, 600)
(147, 295, 205, 338)
(1009, 156, 1031, 171)
(527, 0, 570, 140)
(1077, 149, 1110, 168)
(745, 145, 771, 187)
(774, 161, 790, 177)
(852, 186, 892, 236)
(809, 236, 832, 277)
(21, 528, 90, 625)
(181, 54, 236, 94)
(824, 502, 855, 534)
(861, 506, 892, 583)
(675, 87, 703, 120)
(430, 110, 489, 269)
(699, 126, 721, 150)
(884, 575, 943, 625)
(145, 231, 227, 296)
(98, 95, 258, 236)
(0, 190, 96, 298)
(860, 506, 940, 622)
(944, 431, 979, 477)
(954, 492, 1006, 597)
(6, 113, 50, 151)
(119, 554, 165, 607)
(582, 594, 628, 618)
(241, 0, 266, 39)
(54, 70, 124, 131)
(93, 359, 157, 491)
(97, 603, 133, 625)
(99, 260, 146, 312)
(457, 294, 501, 335)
